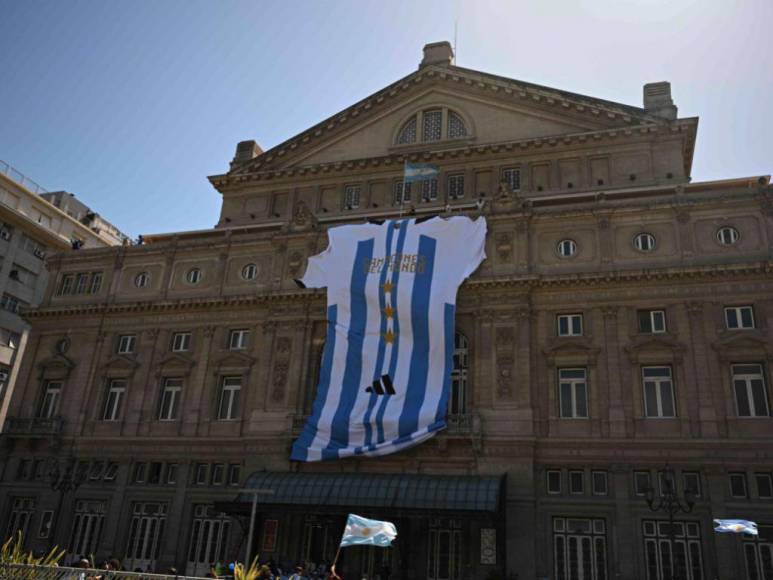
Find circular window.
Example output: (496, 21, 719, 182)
(633, 232, 656, 252)
(134, 272, 150, 288)
(557, 239, 577, 258)
(716, 226, 739, 246)
(186, 268, 202, 284)
(242, 263, 258, 281)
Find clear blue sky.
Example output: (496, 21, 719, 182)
(1, 0, 771, 238)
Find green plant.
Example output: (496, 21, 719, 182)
(232, 556, 264, 580)
(0, 530, 65, 566)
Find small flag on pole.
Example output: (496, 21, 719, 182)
(339, 514, 397, 547)
(714, 519, 758, 535)
(404, 162, 439, 183)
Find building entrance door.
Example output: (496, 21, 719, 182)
(185, 506, 231, 577)
(124, 502, 167, 572)
(427, 527, 461, 580)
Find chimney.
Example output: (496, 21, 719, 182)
(420, 41, 454, 68)
(231, 140, 263, 167)
(643, 82, 677, 120)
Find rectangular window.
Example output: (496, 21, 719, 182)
(447, 173, 465, 199)
(642, 366, 676, 418)
(732, 363, 770, 418)
(635, 471, 652, 496)
(148, 462, 163, 484)
(16, 459, 30, 481)
(502, 168, 521, 192)
(211, 463, 225, 485)
(103, 462, 118, 482)
(158, 378, 182, 421)
(547, 470, 562, 494)
(553, 517, 607, 580)
(393, 181, 412, 205)
(557, 313, 583, 337)
(38, 380, 62, 418)
(569, 470, 585, 494)
(638, 309, 666, 333)
(730, 473, 748, 498)
(217, 376, 242, 420)
(0, 328, 20, 349)
(9, 263, 37, 287)
(132, 462, 147, 484)
(343, 184, 361, 209)
(742, 527, 773, 580)
(592, 471, 608, 496)
(102, 379, 126, 421)
(89, 272, 103, 294)
(0, 293, 25, 313)
(228, 464, 241, 486)
(171, 332, 192, 352)
(683, 472, 701, 498)
(75, 273, 89, 294)
(228, 329, 249, 350)
(420, 178, 438, 202)
(58, 274, 74, 296)
(166, 463, 178, 485)
(559, 368, 588, 418)
(195, 463, 209, 485)
(117, 334, 136, 354)
(726, 305, 755, 330)
(88, 461, 105, 481)
(756, 473, 773, 499)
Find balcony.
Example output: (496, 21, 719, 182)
(290, 413, 477, 437)
(3, 416, 63, 438)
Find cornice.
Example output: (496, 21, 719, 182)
(211, 122, 692, 190)
(23, 260, 773, 321)
(220, 64, 670, 181)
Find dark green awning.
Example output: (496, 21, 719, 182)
(236, 471, 502, 513)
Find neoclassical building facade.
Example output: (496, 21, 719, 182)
(2, 42, 772, 579)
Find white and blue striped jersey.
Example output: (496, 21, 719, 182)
(291, 215, 487, 462)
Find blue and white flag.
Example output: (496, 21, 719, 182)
(291, 216, 487, 461)
(340, 514, 397, 548)
(714, 519, 758, 535)
(403, 162, 439, 183)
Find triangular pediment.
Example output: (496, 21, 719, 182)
(156, 353, 196, 376)
(211, 351, 256, 372)
(543, 338, 600, 360)
(226, 65, 665, 175)
(101, 354, 141, 373)
(37, 353, 75, 373)
(712, 331, 772, 355)
(627, 335, 686, 353)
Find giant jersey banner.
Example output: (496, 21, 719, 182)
(291, 215, 487, 461)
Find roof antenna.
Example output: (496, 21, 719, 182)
(453, 19, 458, 64)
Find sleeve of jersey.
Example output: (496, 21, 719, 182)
(457, 216, 487, 281)
(295, 239, 333, 289)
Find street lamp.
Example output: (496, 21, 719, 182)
(644, 465, 695, 580)
(46, 457, 88, 547)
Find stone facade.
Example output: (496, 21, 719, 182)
(1, 44, 773, 579)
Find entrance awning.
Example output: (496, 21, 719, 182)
(231, 471, 502, 513)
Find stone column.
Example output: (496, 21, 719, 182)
(685, 301, 719, 437)
(602, 306, 625, 438)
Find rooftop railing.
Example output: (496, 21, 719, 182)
(0, 159, 48, 194)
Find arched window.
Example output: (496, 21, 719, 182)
(633, 232, 656, 252)
(396, 117, 417, 144)
(448, 111, 468, 138)
(394, 108, 470, 145)
(450, 331, 468, 415)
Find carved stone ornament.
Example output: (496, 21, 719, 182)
(496, 355, 514, 398)
(276, 336, 292, 354)
(495, 232, 513, 261)
(271, 361, 290, 401)
(495, 326, 515, 347)
(287, 252, 304, 277)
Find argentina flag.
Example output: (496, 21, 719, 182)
(291, 215, 487, 461)
(403, 161, 439, 183)
(339, 514, 397, 547)
(714, 519, 758, 535)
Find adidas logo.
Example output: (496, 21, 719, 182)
(365, 374, 396, 395)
